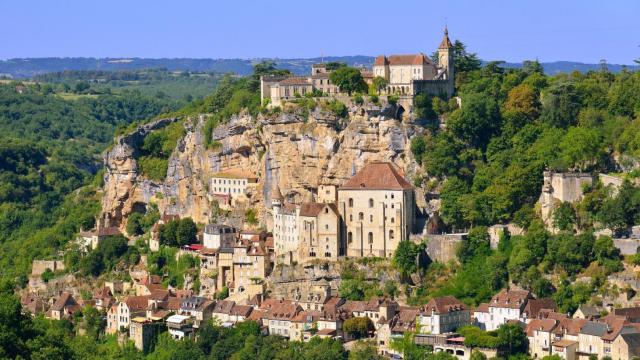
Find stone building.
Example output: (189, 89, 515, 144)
(298, 202, 341, 262)
(373, 27, 454, 98)
(338, 162, 415, 258)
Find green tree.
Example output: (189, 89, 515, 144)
(329, 67, 367, 95)
(176, 218, 197, 246)
(447, 92, 501, 149)
(372, 76, 387, 95)
(552, 202, 576, 232)
(343, 317, 374, 339)
(348, 341, 385, 360)
(496, 323, 528, 355)
(392, 240, 421, 275)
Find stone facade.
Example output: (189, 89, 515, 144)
(338, 162, 414, 258)
(373, 27, 454, 98)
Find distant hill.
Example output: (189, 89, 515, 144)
(0, 57, 638, 78)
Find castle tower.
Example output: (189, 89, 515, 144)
(438, 26, 454, 96)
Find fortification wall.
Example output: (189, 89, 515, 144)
(31, 260, 65, 276)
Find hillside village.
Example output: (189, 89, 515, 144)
(8, 27, 640, 360)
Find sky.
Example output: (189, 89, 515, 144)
(1, 0, 639, 64)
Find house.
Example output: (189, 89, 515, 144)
(231, 239, 270, 295)
(261, 299, 302, 337)
(418, 296, 470, 334)
(203, 224, 237, 249)
(129, 317, 157, 353)
(573, 305, 602, 320)
(290, 282, 332, 312)
(180, 296, 215, 328)
(338, 162, 415, 258)
(116, 296, 149, 331)
(230, 304, 253, 324)
(21, 293, 48, 316)
(612, 332, 640, 360)
(474, 287, 531, 331)
(526, 318, 558, 358)
(93, 287, 114, 311)
(291, 310, 322, 341)
(48, 292, 80, 320)
(166, 314, 195, 340)
(551, 339, 578, 360)
(522, 298, 557, 322)
(211, 300, 236, 325)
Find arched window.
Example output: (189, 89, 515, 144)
(389, 230, 395, 240)
(370, 215, 373, 222)
(349, 214, 353, 222)
(359, 212, 364, 221)
(348, 232, 353, 244)
(368, 232, 373, 244)
(348, 198, 354, 207)
(391, 217, 395, 223)
(369, 199, 374, 208)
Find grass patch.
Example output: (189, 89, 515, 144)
(138, 156, 169, 182)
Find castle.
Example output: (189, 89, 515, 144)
(260, 27, 455, 107)
(272, 162, 415, 264)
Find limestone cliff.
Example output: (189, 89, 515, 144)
(100, 104, 425, 230)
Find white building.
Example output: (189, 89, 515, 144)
(271, 185, 300, 264)
(418, 296, 470, 334)
(203, 224, 237, 249)
(166, 314, 194, 340)
(474, 288, 531, 331)
(210, 169, 258, 199)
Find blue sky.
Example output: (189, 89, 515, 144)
(1, 0, 639, 64)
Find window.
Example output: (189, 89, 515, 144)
(349, 214, 353, 221)
(368, 232, 373, 244)
(325, 224, 329, 230)
(389, 230, 395, 240)
(348, 198, 353, 207)
(348, 232, 353, 244)
(370, 215, 373, 222)
(391, 217, 395, 223)
(391, 194, 394, 199)
(359, 212, 364, 221)
(325, 208, 328, 214)
(369, 198, 374, 208)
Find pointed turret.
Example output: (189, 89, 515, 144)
(438, 26, 453, 49)
(271, 182, 283, 209)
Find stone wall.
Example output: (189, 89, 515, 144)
(31, 260, 65, 276)
(539, 171, 593, 230)
(426, 233, 466, 263)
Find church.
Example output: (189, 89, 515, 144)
(373, 27, 455, 98)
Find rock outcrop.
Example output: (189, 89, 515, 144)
(100, 105, 421, 230)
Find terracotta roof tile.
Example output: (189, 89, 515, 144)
(340, 162, 413, 190)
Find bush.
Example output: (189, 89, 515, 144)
(388, 95, 399, 105)
(343, 317, 374, 339)
(353, 94, 364, 106)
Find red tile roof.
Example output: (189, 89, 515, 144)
(299, 202, 339, 217)
(124, 296, 149, 311)
(439, 27, 453, 49)
(526, 318, 558, 336)
(341, 162, 413, 191)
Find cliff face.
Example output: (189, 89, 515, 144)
(101, 105, 422, 230)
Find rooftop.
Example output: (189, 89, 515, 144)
(340, 162, 413, 191)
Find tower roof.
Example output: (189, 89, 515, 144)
(271, 182, 283, 202)
(438, 26, 453, 49)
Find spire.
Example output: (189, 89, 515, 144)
(438, 26, 453, 49)
(271, 181, 283, 206)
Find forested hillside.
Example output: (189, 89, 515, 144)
(408, 55, 640, 312)
(0, 81, 180, 281)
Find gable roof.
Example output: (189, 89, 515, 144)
(489, 288, 531, 309)
(374, 54, 434, 66)
(580, 321, 608, 337)
(422, 296, 466, 315)
(340, 162, 413, 191)
(524, 298, 557, 319)
(51, 292, 77, 311)
(621, 333, 640, 357)
(124, 296, 149, 311)
(526, 318, 558, 336)
(299, 202, 338, 217)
